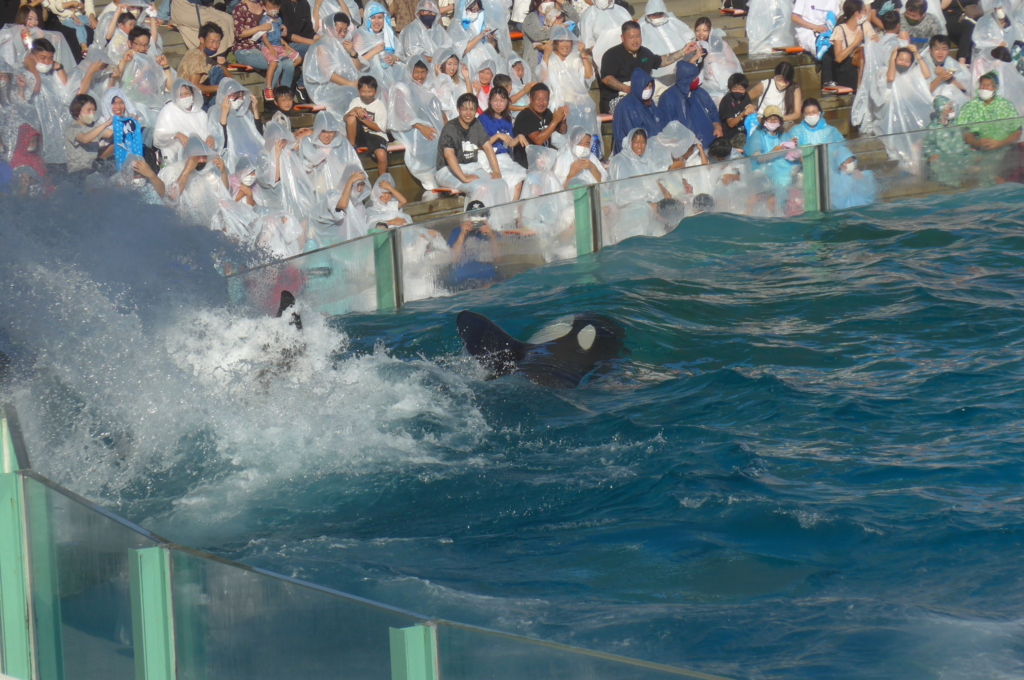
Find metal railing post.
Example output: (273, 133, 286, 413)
(372, 228, 400, 312)
(129, 547, 176, 680)
(590, 183, 603, 252)
(0, 472, 32, 680)
(390, 624, 438, 680)
(572, 186, 594, 256)
(802, 145, 821, 214)
(817, 143, 831, 213)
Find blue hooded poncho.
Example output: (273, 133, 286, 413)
(657, 61, 720, 147)
(791, 115, 845, 146)
(829, 146, 879, 210)
(611, 68, 666, 154)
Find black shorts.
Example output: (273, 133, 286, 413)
(355, 124, 388, 155)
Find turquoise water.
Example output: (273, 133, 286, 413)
(4, 185, 1024, 678)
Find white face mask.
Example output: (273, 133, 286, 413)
(80, 112, 96, 125)
(132, 177, 147, 188)
(241, 173, 257, 186)
(979, 88, 995, 101)
(857, 14, 867, 24)
(594, 0, 613, 8)
(842, 160, 856, 174)
(648, 14, 668, 26)
(232, 97, 247, 112)
(764, 120, 781, 132)
(804, 114, 820, 127)
(465, 10, 479, 19)
(572, 144, 590, 159)
(27, 142, 38, 153)
(539, 2, 554, 14)
(35, 62, 52, 74)
(180, 95, 194, 110)
(996, 7, 1006, 18)
(641, 87, 654, 100)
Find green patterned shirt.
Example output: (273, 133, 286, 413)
(955, 95, 1021, 141)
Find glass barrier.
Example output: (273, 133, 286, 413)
(435, 621, 730, 680)
(21, 474, 160, 680)
(398, 188, 584, 304)
(170, 547, 427, 680)
(826, 117, 1024, 208)
(229, 232, 381, 317)
(227, 117, 1024, 317)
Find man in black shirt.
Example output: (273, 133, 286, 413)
(435, 92, 503, 191)
(718, 72, 754, 141)
(598, 20, 696, 113)
(511, 83, 567, 167)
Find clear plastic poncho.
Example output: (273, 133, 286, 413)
(640, 0, 696, 79)
(851, 32, 900, 136)
(120, 52, 173, 145)
(29, 66, 73, 164)
(540, 27, 598, 132)
(506, 52, 534, 93)
(398, 0, 454, 60)
(388, 56, 446, 190)
(579, 0, 632, 69)
(304, 22, 361, 118)
(300, 110, 362, 199)
(354, 2, 402, 95)
(433, 46, 465, 119)
(0, 24, 74, 70)
(207, 78, 265, 173)
(701, 29, 743, 104)
(551, 125, 608, 187)
(878, 57, 934, 174)
(158, 134, 231, 226)
(969, 51, 1024, 115)
(366, 173, 414, 225)
(307, 0, 363, 32)
(647, 119, 700, 173)
(256, 210, 306, 258)
(747, 0, 795, 54)
(520, 144, 574, 258)
(307, 162, 372, 248)
(446, 0, 511, 75)
(923, 46, 970, 110)
(154, 79, 208, 165)
(972, 3, 1023, 59)
(258, 120, 316, 220)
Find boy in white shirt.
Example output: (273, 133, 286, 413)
(344, 75, 389, 177)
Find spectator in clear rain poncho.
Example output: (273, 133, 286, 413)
(970, 0, 1022, 64)
(154, 79, 210, 164)
(115, 30, 175, 145)
(539, 26, 599, 142)
(98, 87, 144, 169)
(829, 147, 879, 209)
(923, 95, 975, 186)
(956, 70, 1022, 182)
(0, 5, 76, 70)
(639, 0, 696, 93)
(207, 78, 264, 172)
(115, 152, 166, 203)
(851, 7, 901, 136)
(551, 125, 607, 188)
(354, 1, 402, 92)
(923, 34, 968, 107)
(969, 44, 1024, 117)
(520, 144, 572, 248)
(878, 45, 933, 173)
(607, 128, 664, 240)
(365, 173, 413, 226)
(258, 118, 315, 219)
(312, 0, 362, 32)
(307, 163, 371, 249)
(446, 0, 511, 75)
(747, 0, 796, 54)
(697, 20, 745, 104)
(432, 46, 472, 119)
(505, 53, 536, 114)
(397, 0, 453, 60)
(522, 0, 580, 47)
(579, 0, 631, 70)
(24, 38, 72, 164)
(303, 14, 361, 118)
(647, 119, 706, 173)
(388, 56, 447, 191)
(470, 58, 497, 111)
(300, 110, 360, 199)
(659, 58, 722, 147)
(158, 133, 230, 225)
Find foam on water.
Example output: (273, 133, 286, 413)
(4, 184, 1024, 678)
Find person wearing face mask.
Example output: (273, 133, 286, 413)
(552, 126, 606, 187)
(397, 0, 453, 59)
(640, 0, 696, 93)
(10, 124, 53, 194)
(388, 57, 447, 190)
(100, 88, 144, 170)
(208, 77, 265, 172)
(829, 147, 878, 208)
(744, 106, 801, 203)
(158, 133, 231, 224)
(957, 71, 1022, 180)
(611, 67, 665, 152)
(878, 45, 934, 172)
(579, 0, 630, 70)
(171, 0, 235, 58)
(300, 109, 361, 198)
(719, 73, 755, 142)
(229, 154, 260, 205)
(923, 95, 974, 185)
(523, 0, 580, 44)
(307, 164, 371, 249)
(64, 93, 114, 176)
(659, 56, 722, 147)
(900, 0, 943, 44)
(22, 39, 71, 165)
(154, 80, 213, 164)
(825, 0, 868, 91)
(792, 98, 844, 145)
(177, 22, 228, 106)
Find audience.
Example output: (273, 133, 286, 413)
(610, 67, 664, 152)
(599, 20, 695, 114)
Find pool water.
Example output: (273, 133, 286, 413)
(3, 184, 1024, 679)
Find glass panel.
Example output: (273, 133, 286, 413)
(398, 192, 579, 303)
(828, 117, 1024, 209)
(22, 475, 159, 680)
(170, 548, 426, 680)
(228, 234, 381, 317)
(436, 621, 727, 680)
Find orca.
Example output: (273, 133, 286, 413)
(456, 311, 627, 388)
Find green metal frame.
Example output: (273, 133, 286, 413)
(0, 472, 32, 680)
(373, 228, 400, 312)
(129, 547, 176, 680)
(390, 624, 438, 680)
(573, 186, 595, 256)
